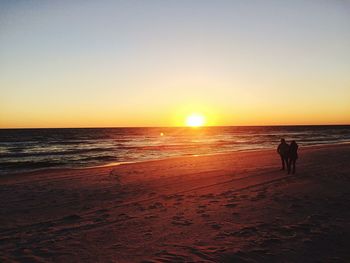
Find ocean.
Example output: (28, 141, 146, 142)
(0, 125, 349, 175)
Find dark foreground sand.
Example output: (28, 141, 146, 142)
(1, 144, 350, 262)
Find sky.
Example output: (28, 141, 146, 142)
(1, 0, 349, 128)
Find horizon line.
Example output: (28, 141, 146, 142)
(1, 123, 350, 130)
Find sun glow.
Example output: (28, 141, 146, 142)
(186, 114, 206, 127)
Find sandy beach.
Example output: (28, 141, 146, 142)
(1, 144, 350, 262)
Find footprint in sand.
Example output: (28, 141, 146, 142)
(171, 215, 193, 226)
(175, 195, 184, 202)
(221, 190, 234, 197)
(95, 210, 110, 220)
(143, 229, 153, 238)
(118, 213, 131, 220)
(238, 194, 248, 200)
(161, 195, 173, 200)
(227, 196, 238, 202)
(96, 209, 108, 214)
(152, 250, 188, 262)
(62, 214, 81, 222)
(224, 203, 238, 208)
(197, 208, 211, 219)
(109, 243, 123, 249)
(232, 226, 258, 237)
(250, 192, 266, 201)
(201, 193, 215, 199)
(94, 217, 106, 223)
(145, 214, 158, 219)
(261, 237, 282, 246)
(201, 213, 210, 218)
(135, 204, 146, 211)
(274, 226, 296, 238)
(148, 202, 164, 210)
(211, 223, 222, 230)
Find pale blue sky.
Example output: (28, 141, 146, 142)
(1, 0, 350, 127)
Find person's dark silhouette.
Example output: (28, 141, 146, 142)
(277, 138, 289, 170)
(288, 140, 298, 174)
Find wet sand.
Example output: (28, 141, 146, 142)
(1, 144, 350, 262)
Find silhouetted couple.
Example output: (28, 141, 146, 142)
(277, 138, 298, 174)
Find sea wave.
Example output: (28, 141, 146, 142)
(1, 126, 350, 175)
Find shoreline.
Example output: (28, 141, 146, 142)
(3, 140, 350, 178)
(90, 140, 350, 169)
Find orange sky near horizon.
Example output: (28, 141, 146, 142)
(1, 100, 349, 128)
(1, 1, 350, 128)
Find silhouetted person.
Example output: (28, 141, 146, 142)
(288, 140, 298, 174)
(277, 138, 289, 170)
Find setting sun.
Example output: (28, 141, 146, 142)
(186, 114, 206, 127)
